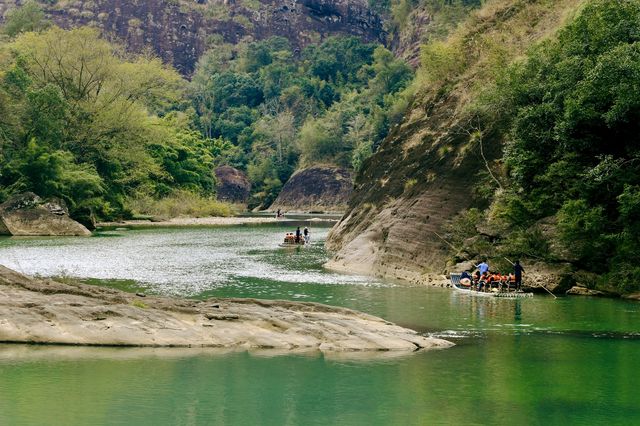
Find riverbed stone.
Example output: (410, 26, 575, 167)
(0, 266, 453, 353)
(566, 286, 606, 297)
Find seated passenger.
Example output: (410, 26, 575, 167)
(460, 271, 472, 287)
(478, 272, 489, 291)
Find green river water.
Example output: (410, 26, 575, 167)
(0, 225, 638, 425)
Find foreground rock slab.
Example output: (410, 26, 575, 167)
(0, 266, 453, 353)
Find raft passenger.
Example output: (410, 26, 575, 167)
(460, 271, 473, 287)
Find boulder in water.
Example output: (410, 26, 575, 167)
(566, 286, 606, 297)
(0, 193, 91, 236)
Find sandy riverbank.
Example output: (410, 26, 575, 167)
(97, 216, 337, 228)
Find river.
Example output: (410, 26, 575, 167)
(0, 225, 638, 425)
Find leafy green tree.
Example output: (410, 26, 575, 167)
(483, 0, 640, 288)
(368, 46, 413, 97)
(0, 27, 212, 220)
(2, 1, 49, 37)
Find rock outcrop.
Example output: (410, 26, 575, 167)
(270, 166, 353, 213)
(0, 193, 91, 237)
(0, 0, 385, 75)
(215, 166, 251, 204)
(0, 266, 453, 352)
(326, 1, 582, 287)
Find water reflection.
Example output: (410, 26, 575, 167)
(0, 336, 638, 425)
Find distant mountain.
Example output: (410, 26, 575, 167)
(0, 0, 385, 75)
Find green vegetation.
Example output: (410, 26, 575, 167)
(0, 21, 228, 224)
(429, 0, 640, 293)
(126, 190, 234, 219)
(381, 0, 483, 46)
(0, 1, 413, 219)
(131, 300, 148, 309)
(2, 0, 50, 37)
(189, 35, 413, 208)
(494, 0, 640, 292)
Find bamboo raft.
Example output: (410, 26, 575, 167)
(450, 273, 534, 298)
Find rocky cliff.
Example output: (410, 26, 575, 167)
(0, 0, 385, 75)
(326, 0, 582, 285)
(215, 166, 251, 204)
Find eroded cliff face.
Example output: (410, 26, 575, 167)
(325, 91, 487, 283)
(0, 0, 385, 75)
(326, 0, 582, 285)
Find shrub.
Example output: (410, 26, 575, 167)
(127, 190, 234, 218)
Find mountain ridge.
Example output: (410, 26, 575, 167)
(0, 0, 385, 75)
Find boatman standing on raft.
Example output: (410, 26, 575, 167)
(514, 260, 525, 291)
(476, 260, 489, 275)
(295, 227, 301, 243)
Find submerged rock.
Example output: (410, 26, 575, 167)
(270, 166, 353, 213)
(0, 266, 453, 352)
(0, 193, 91, 237)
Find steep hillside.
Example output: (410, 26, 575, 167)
(387, 0, 482, 67)
(326, 0, 584, 285)
(0, 0, 385, 75)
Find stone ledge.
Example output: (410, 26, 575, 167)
(0, 266, 453, 353)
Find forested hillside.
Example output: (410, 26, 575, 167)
(328, 0, 640, 294)
(0, 1, 414, 220)
(189, 34, 412, 208)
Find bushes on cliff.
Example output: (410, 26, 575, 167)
(2, 0, 49, 37)
(492, 0, 640, 291)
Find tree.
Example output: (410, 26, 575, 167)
(0, 27, 195, 219)
(2, 1, 49, 37)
